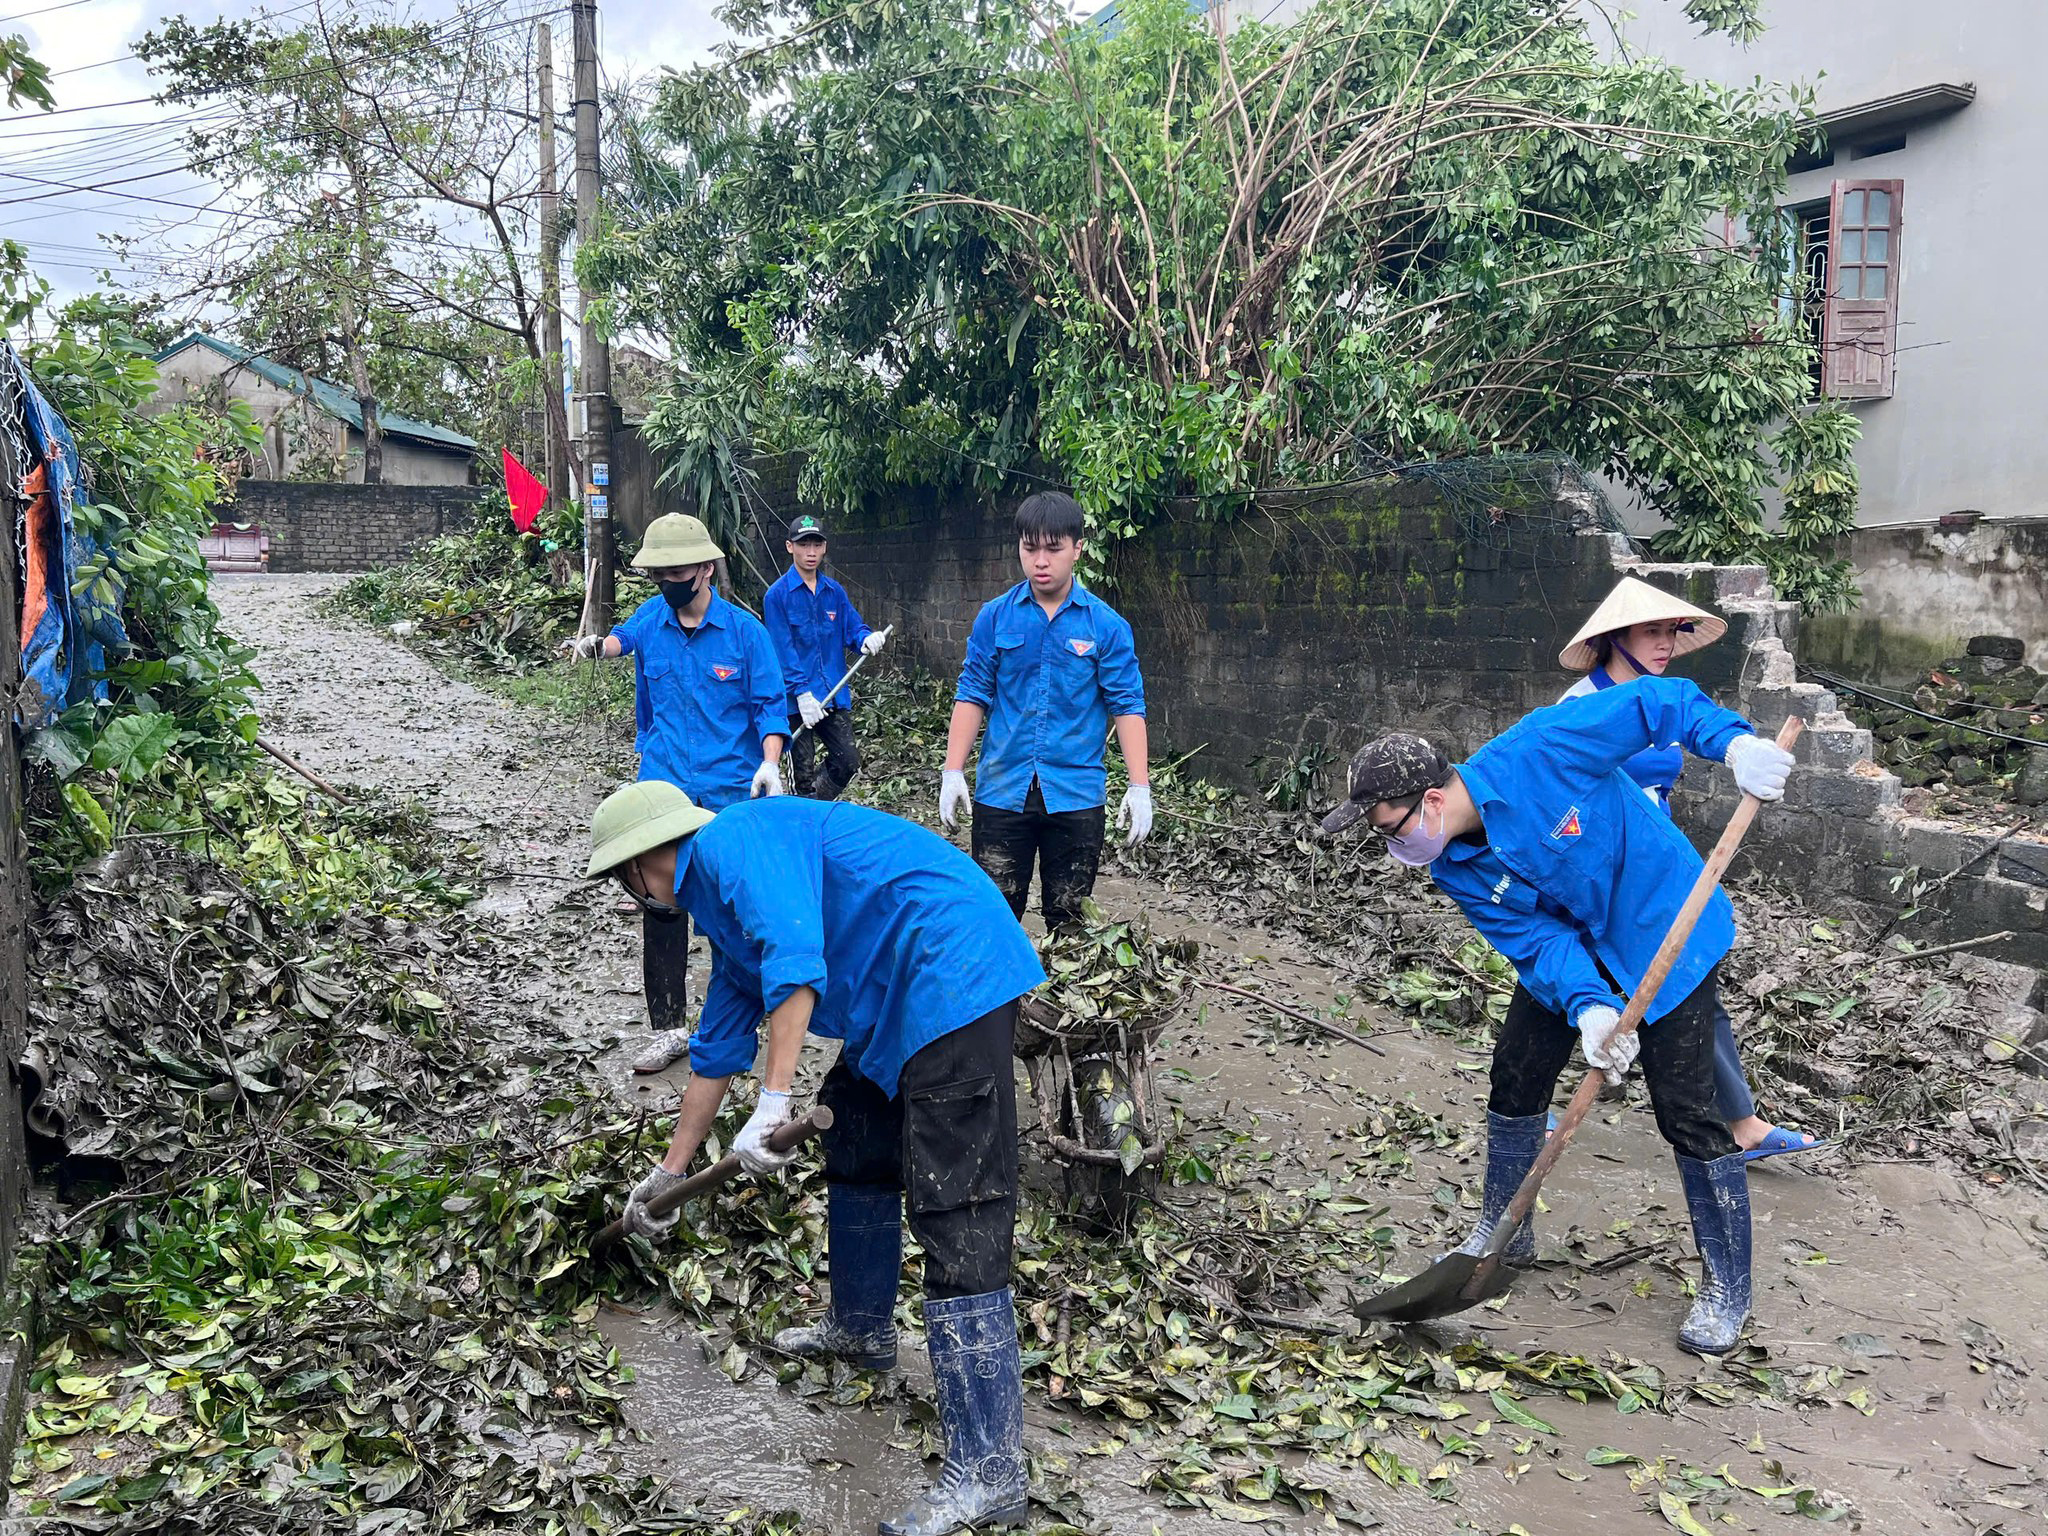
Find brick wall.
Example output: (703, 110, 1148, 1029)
(761, 454, 2047, 973)
(229, 481, 488, 573)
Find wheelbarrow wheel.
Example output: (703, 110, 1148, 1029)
(1063, 1054, 1157, 1232)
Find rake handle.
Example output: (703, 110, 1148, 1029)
(589, 1105, 835, 1255)
(1468, 715, 1803, 1281)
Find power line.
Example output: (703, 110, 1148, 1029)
(0, 0, 93, 23)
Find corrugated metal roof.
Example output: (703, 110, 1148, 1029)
(153, 331, 478, 453)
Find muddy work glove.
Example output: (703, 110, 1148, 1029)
(939, 769, 970, 829)
(750, 759, 785, 798)
(1723, 733, 1794, 801)
(796, 692, 827, 729)
(559, 633, 606, 661)
(1117, 784, 1154, 847)
(624, 1164, 688, 1240)
(1575, 1005, 1638, 1087)
(734, 1089, 796, 1177)
(860, 626, 891, 658)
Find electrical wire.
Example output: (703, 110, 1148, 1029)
(1806, 666, 2048, 751)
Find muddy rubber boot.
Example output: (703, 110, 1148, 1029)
(1451, 1111, 1545, 1266)
(774, 1184, 901, 1371)
(1676, 1151, 1752, 1356)
(877, 1289, 1028, 1536)
(811, 767, 846, 802)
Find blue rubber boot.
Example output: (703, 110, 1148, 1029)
(877, 1289, 1028, 1536)
(774, 1184, 901, 1371)
(1452, 1111, 1546, 1267)
(1676, 1151, 1753, 1356)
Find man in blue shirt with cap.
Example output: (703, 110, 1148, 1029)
(560, 513, 790, 1074)
(940, 491, 1153, 928)
(1317, 677, 1796, 1355)
(763, 513, 889, 801)
(586, 783, 1045, 1536)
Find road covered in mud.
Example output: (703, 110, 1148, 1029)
(204, 574, 2048, 1536)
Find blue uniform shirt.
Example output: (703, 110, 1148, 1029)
(612, 592, 788, 811)
(1561, 668, 1683, 803)
(1430, 677, 1753, 1031)
(763, 567, 874, 713)
(955, 581, 1146, 813)
(674, 799, 1047, 1096)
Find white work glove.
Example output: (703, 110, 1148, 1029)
(751, 759, 785, 798)
(1117, 784, 1154, 846)
(1723, 733, 1794, 801)
(939, 768, 970, 829)
(1576, 1005, 1639, 1087)
(734, 1089, 795, 1176)
(623, 1164, 688, 1239)
(559, 633, 605, 661)
(796, 692, 827, 729)
(860, 626, 891, 657)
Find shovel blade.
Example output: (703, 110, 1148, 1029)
(1352, 1251, 1522, 1324)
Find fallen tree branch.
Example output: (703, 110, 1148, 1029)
(1871, 931, 2015, 966)
(1198, 977, 1387, 1057)
(257, 734, 351, 802)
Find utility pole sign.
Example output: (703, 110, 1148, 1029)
(571, 0, 614, 632)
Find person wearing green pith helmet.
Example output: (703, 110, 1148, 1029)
(585, 781, 1045, 1536)
(560, 513, 789, 1074)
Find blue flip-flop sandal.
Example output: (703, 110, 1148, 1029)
(1743, 1126, 1829, 1163)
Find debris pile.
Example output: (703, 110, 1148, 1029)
(1839, 633, 2048, 809)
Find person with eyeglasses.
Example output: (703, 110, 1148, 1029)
(1317, 680, 1795, 1356)
(585, 781, 1044, 1536)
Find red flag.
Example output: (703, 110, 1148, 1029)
(503, 448, 547, 533)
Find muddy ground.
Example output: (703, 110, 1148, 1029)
(216, 574, 2048, 1536)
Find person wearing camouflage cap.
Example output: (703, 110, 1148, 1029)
(1321, 678, 1795, 1356)
(559, 513, 791, 1073)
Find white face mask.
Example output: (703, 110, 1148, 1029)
(1385, 800, 1451, 867)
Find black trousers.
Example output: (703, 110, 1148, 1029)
(1489, 972, 1737, 1163)
(819, 1003, 1019, 1299)
(642, 909, 693, 1033)
(970, 781, 1105, 930)
(790, 708, 860, 800)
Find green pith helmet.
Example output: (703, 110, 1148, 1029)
(585, 781, 714, 878)
(631, 513, 724, 570)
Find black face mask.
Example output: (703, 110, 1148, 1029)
(657, 575, 701, 614)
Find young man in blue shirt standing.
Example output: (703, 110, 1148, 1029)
(939, 492, 1153, 928)
(1318, 679, 1796, 1355)
(763, 513, 888, 800)
(586, 783, 1045, 1536)
(560, 513, 790, 1073)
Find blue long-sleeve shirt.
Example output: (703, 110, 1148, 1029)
(954, 581, 1146, 813)
(612, 592, 789, 811)
(1559, 669, 1683, 804)
(763, 568, 874, 713)
(1430, 677, 1753, 1030)
(673, 799, 1047, 1096)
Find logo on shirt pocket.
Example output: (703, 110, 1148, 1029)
(825, 609, 837, 621)
(711, 665, 737, 681)
(1067, 638, 1095, 657)
(1549, 807, 1583, 841)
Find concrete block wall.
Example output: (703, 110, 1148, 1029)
(229, 481, 488, 573)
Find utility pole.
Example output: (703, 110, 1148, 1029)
(571, 0, 614, 631)
(537, 22, 572, 513)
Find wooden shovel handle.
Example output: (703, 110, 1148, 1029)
(589, 1104, 835, 1255)
(1473, 715, 1803, 1269)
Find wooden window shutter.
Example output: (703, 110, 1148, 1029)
(1822, 178, 1903, 400)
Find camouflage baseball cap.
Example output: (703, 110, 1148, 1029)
(1319, 733, 1451, 837)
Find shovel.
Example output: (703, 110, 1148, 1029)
(588, 1104, 835, 1258)
(1353, 715, 1804, 1325)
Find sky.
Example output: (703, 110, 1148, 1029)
(0, 0, 732, 311)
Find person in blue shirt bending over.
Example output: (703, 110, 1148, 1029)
(560, 513, 790, 1075)
(585, 783, 1046, 1536)
(763, 512, 889, 800)
(1557, 577, 1824, 1165)
(1317, 681, 1796, 1355)
(939, 491, 1153, 929)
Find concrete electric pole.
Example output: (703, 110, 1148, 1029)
(571, 0, 614, 631)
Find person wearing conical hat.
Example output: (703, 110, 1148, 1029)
(560, 513, 792, 1074)
(1558, 575, 1825, 1166)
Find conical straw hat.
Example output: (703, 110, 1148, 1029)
(1559, 576, 1727, 671)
